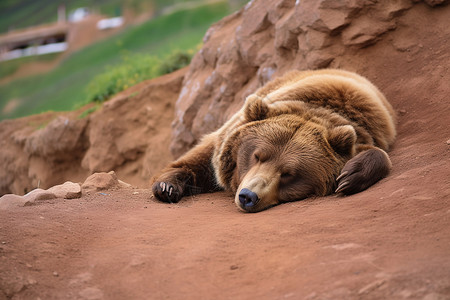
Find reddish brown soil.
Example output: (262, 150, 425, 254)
(1, 169, 449, 299)
(1, 3, 450, 300)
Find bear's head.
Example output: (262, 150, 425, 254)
(215, 113, 357, 213)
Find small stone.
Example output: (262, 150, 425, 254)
(81, 171, 132, 193)
(23, 189, 57, 202)
(82, 172, 118, 193)
(118, 180, 132, 189)
(53, 271, 59, 277)
(398, 109, 407, 115)
(446, 139, 450, 145)
(0, 194, 28, 209)
(48, 181, 82, 199)
(132, 191, 139, 195)
(230, 265, 239, 270)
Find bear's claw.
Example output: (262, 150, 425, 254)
(335, 181, 349, 193)
(335, 149, 391, 195)
(153, 181, 182, 203)
(335, 165, 365, 195)
(335, 171, 348, 183)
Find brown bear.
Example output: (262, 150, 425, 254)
(152, 69, 396, 212)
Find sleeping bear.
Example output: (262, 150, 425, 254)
(152, 69, 396, 212)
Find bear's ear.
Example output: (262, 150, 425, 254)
(327, 125, 356, 157)
(244, 94, 269, 121)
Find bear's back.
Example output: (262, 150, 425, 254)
(256, 69, 396, 151)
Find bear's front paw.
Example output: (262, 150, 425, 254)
(152, 181, 183, 203)
(335, 149, 391, 195)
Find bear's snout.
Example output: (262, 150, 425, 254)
(235, 171, 279, 212)
(238, 188, 260, 208)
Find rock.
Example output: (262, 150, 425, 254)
(47, 181, 82, 199)
(118, 180, 132, 189)
(81, 171, 132, 194)
(311, 8, 351, 34)
(82, 171, 118, 193)
(0, 194, 29, 210)
(341, 17, 396, 47)
(24, 116, 88, 160)
(23, 188, 57, 202)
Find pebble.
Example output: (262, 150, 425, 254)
(81, 171, 133, 193)
(0, 194, 30, 209)
(24, 189, 57, 202)
(48, 181, 82, 199)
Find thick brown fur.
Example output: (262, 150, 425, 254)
(152, 69, 396, 212)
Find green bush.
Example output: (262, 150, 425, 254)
(86, 49, 193, 102)
(158, 50, 193, 75)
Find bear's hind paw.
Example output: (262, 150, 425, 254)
(152, 181, 183, 203)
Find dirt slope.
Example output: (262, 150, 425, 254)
(0, 68, 185, 195)
(0, 0, 450, 299)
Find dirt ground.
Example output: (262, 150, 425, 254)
(1, 3, 450, 300)
(1, 161, 449, 299)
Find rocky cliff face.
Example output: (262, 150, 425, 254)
(171, 0, 449, 157)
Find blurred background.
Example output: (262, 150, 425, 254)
(0, 0, 247, 121)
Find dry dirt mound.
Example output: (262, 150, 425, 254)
(0, 0, 450, 299)
(0, 68, 185, 195)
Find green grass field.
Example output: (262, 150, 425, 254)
(0, 1, 231, 120)
(0, 0, 191, 34)
(0, 53, 59, 79)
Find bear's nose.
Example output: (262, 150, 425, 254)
(239, 188, 260, 208)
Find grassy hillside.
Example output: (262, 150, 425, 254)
(0, 1, 231, 120)
(0, 0, 189, 34)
